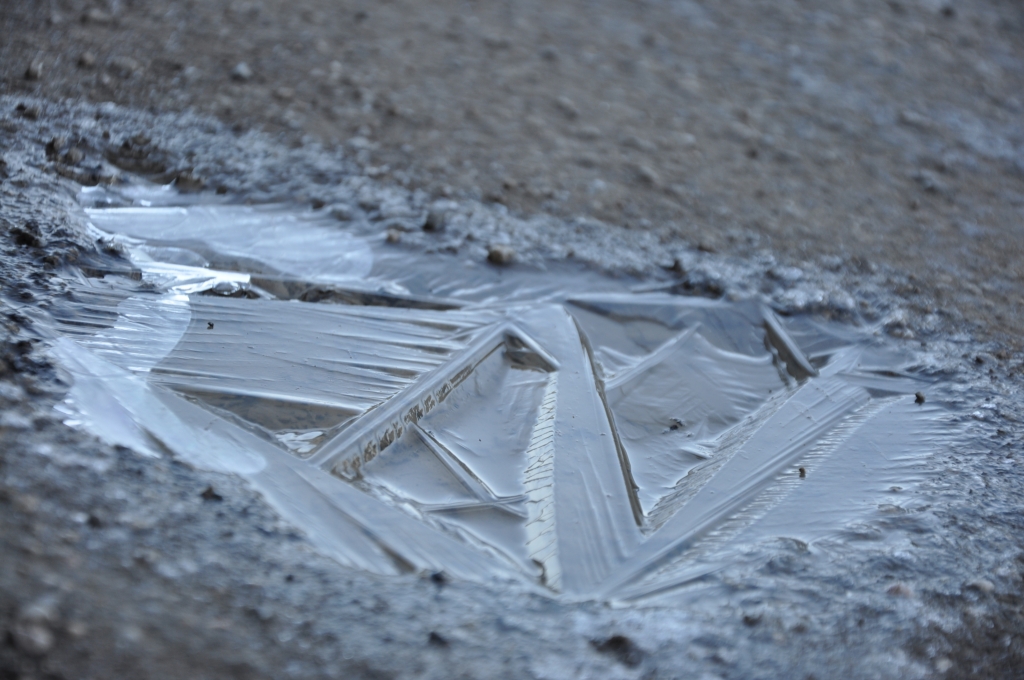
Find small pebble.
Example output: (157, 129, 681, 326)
(635, 164, 661, 187)
(62, 147, 84, 165)
(424, 207, 448, 232)
(967, 578, 995, 594)
(886, 583, 913, 598)
(555, 95, 579, 119)
(330, 204, 355, 221)
(109, 56, 142, 78)
(385, 228, 402, 244)
(899, 110, 932, 129)
(82, 8, 113, 24)
(25, 59, 44, 81)
(78, 51, 97, 68)
(15, 595, 60, 656)
(14, 622, 53, 655)
(231, 62, 253, 81)
(487, 244, 515, 265)
(174, 169, 204, 192)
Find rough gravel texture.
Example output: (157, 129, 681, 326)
(0, 92, 1022, 680)
(0, 1, 1023, 679)
(2, 0, 1022, 344)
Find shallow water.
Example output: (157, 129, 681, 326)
(48, 185, 958, 602)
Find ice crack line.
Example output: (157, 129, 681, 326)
(524, 374, 561, 591)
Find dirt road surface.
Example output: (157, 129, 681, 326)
(3, 0, 1022, 342)
(2, 1, 1023, 679)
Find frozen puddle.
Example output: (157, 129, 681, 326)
(48, 188, 954, 602)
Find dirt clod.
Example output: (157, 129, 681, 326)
(10, 224, 44, 249)
(200, 486, 223, 502)
(15, 103, 41, 120)
(62, 147, 84, 165)
(45, 136, 66, 157)
(591, 634, 644, 668)
(887, 583, 914, 598)
(24, 59, 43, 81)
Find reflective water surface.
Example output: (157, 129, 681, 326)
(49, 185, 957, 602)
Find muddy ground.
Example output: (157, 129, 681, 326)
(1, 0, 1023, 678)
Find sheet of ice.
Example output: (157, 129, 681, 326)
(602, 327, 787, 515)
(75, 294, 191, 373)
(53, 337, 265, 474)
(617, 393, 954, 601)
(53, 336, 525, 582)
(49, 195, 958, 602)
(597, 376, 872, 598)
(520, 306, 646, 596)
(152, 297, 497, 444)
(85, 205, 374, 282)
